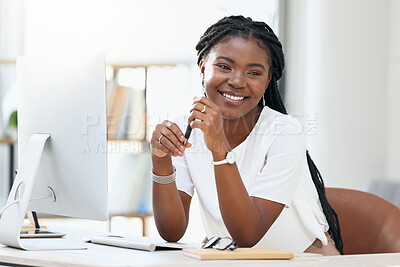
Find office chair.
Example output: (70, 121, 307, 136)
(326, 187, 400, 254)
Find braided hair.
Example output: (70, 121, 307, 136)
(196, 15, 343, 254)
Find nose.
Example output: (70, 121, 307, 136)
(227, 71, 245, 89)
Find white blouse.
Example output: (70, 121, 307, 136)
(172, 107, 329, 252)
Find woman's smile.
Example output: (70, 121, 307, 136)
(218, 90, 249, 105)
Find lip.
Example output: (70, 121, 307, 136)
(218, 90, 249, 105)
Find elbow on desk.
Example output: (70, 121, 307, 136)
(155, 223, 186, 243)
(234, 236, 261, 248)
(158, 231, 185, 243)
(229, 228, 265, 248)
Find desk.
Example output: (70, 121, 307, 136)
(0, 229, 400, 267)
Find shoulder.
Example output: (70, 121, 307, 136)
(256, 107, 306, 155)
(258, 107, 303, 135)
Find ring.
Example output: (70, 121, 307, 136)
(201, 105, 206, 113)
(158, 134, 164, 144)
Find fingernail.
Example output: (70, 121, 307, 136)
(180, 135, 185, 141)
(180, 146, 185, 151)
(178, 151, 184, 156)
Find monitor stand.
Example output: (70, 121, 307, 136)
(0, 134, 86, 250)
(20, 211, 66, 238)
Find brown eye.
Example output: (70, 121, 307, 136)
(218, 64, 231, 70)
(249, 71, 261, 76)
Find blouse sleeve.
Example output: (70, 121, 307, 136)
(172, 154, 195, 197)
(248, 127, 306, 208)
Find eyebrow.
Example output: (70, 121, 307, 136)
(216, 56, 266, 70)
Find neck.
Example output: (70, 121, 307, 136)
(223, 106, 263, 149)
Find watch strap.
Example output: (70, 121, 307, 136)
(212, 150, 235, 166)
(213, 159, 228, 165)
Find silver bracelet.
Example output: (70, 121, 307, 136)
(152, 166, 176, 184)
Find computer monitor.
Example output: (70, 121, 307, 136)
(0, 52, 108, 250)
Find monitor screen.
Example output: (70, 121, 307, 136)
(17, 52, 108, 221)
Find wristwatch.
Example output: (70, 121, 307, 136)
(213, 150, 236, 166)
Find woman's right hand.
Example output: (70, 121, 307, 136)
(151, 120, 190, 158)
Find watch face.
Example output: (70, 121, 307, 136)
(226, 151, 236, 164)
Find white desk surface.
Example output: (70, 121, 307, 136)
(0, 228, 400, 267)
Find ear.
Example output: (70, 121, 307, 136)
(199, 60, 205, 80)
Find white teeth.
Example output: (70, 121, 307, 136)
(223, 93, 245, 101)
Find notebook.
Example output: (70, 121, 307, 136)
(87, 233, 202, 252)
(182, 248, 294, 260)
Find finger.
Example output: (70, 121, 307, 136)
(192, 96, 217, 109)
(160, 128, 185, 156)
(164, 121, 186, 143)
(157, 135, 183, 157)
(153, 123, 185, 156)
(187, 110, 207, 123)
(151, 135, 175, 156)
(189, 102, 208, 114)
(189, 120, 205, 131)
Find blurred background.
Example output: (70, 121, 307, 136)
(0, 0, 399, 242)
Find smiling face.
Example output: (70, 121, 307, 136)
(201, 37, 272, 120)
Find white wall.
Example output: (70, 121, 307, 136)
(386, 0, 400, 180)
(286, 0, 398, 189)
(24, 0, 279, 64)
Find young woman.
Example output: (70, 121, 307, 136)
(150, 15, 343, 255)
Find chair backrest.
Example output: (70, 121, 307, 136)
(326, 187, 400, 254)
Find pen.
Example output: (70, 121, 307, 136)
(183, 123, 192, 146)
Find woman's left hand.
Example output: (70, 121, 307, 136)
(188, 96, 229, 158)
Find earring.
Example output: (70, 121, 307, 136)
(262, 94, 266, 106)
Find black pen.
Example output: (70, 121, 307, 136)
(183, 123, 192, 146)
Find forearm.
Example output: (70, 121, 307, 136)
(152, 155, 188, 242)
(214, 164, 267, 246)
(211, 148, 267, 246)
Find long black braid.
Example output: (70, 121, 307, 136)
(196, 15, 343, 254)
